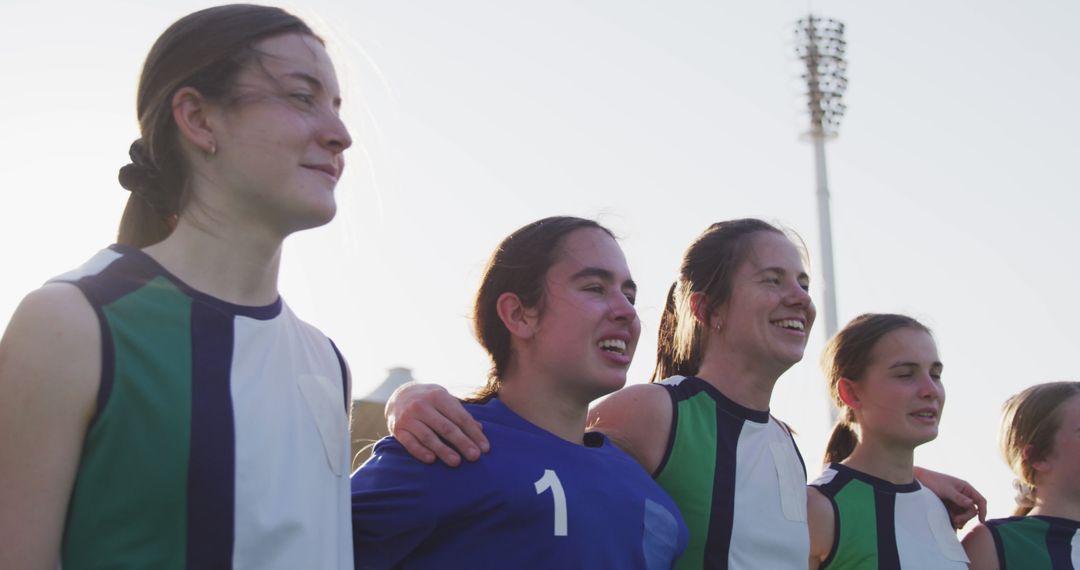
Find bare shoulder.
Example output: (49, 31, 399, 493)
(807, 486, 836, 566)
(589, 383, 672, 473)
(962, 523, 1000, 570)
(0, 283, 99, 566)
(0, 282, 100, 403)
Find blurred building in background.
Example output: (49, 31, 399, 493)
(350, 367, 415, 470)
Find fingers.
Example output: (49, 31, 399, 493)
(432, 397, 489, 460)
(384, 382, 490, 467)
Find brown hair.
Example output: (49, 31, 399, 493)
(467, 217, 615, 403)
(117, 4, 319, 247)
(821, 313, 932, 465)
(1000, 381, 1080, 515)
(651, 219, 785, 381)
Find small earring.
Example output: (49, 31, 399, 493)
(715, 322, 722, 331)
(207, 140, 217, 157)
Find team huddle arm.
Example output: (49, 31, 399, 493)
(806, 487, 835, 570)
(350, 438, 446, 569)
(385, 381, 489, 466)
(960, 523, 1000, 570)
(587, 383, 672, 474)
(913, 466, 987, 528)
(0, 284, 100, 569)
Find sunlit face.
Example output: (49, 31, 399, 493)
(847, 327, 944, 449)
(203, 33, 352, 235)
(714, 231, 816, 374)
(528, 228, 640, 403)
(1036, 394, 1080, 491)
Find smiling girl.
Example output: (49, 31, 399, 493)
(351, 217, 687, 569)
(0, 6, 354, 568)
(807, 314, 969, 569)
(962, 382, 1080, 570)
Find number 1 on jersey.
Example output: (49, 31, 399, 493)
(534, 469, 567, 537)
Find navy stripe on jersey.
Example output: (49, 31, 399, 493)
(329, 339, 349, 413)
(651, 388, 679, 478)
(874, 488, 900, 570)
(814, 468, 850, 569)
(187, 303, 237, 569)
(707, 408, 744, 570)
(990, 526, 1008, 570)
(1046, 519, 1077, 570)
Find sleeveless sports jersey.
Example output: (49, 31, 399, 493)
(810, 463, 969, 569)
(52, 245, 352, 569)
(350, 397, 689, 569)
(985, 515, 1080, 569)
(655, 375, 809, 569)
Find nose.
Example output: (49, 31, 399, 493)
(320, 111, 353, 153)
(608, 292, 637, 323)
(917, 374, 943, 400)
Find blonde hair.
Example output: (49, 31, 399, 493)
(999, 381, 1080, 515)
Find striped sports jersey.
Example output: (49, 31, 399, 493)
(351, 397, 689, 569)
(53, 245, 352, 569)
(655, 376, 809, 569)
(986, 515, 1080, 569)
(810, 463, 969, 569)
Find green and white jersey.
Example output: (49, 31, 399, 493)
(810, 463, 969, 569)
(52, 245, 352, 569)
(655, 375, 809, 569)
(986, 515, 1080, 570)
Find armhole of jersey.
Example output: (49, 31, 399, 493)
(774, 415, 807, 477)
(328, 338, 349, 414)
(820, 490, 840, 569)
(61, 278, 115, 431)
(987, 523, 1007, 570)
(651, 384, 678, 479)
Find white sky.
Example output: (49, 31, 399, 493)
(2, 0, 1077, 523)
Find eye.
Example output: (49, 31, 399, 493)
(763, 277, 781, 285)
(799, 281, 811, 292)
(584, 284, 604, 295)
(290, 92, 316, 107)
(624, 292, 637, 306)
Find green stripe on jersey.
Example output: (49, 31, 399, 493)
(828, 478, 878, 569)
(998, 517, 1052, 570)
(62, 277, 194, 569)
(656, 392, 717, 570)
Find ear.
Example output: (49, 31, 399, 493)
(1023, 444, 1052, 473)
(836, 378, 862, 409)
(495, 292, 537, 340)
(689, 292, 721, 330)
(171, 86, 218, 156)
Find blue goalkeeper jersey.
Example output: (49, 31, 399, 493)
(350, 397, 688, 569)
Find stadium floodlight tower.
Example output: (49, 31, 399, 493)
(795, 15, 847, 421)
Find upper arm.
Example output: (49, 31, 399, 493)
(807, 486, 835, 569)
(0, 284, 100, 568)
(588, 383, 672, 474)
(962, 524, 1000, 570)
(351, 439, 444, 567)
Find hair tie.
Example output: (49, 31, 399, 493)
(118, 139, 170, 215)
(1012, 478, 1036, 509)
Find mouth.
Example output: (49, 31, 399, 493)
(771, 319, 806, 333)
(910, 409, 939, 422)
(302, 163, 339, 180)
(597, 338, 627, 355)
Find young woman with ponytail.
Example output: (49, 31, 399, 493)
(0, 6, 354, 568)
(806, 314, 969, 569)
(962, 382, 1080, 570)
(384, 219, 983, 569)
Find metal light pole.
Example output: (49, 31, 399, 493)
(795, 15, 847, 422)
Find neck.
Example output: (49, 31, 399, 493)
(841, 437, 916, 485)
(695, 350, 784, 412)
(1028, 480, 1080, 521)
(497, 364, 591, 445)
(143, 217, 284, 306)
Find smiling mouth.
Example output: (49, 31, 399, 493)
(597, 339, 627, 355)
(303, 164, 338, 179)
(772, 319, 805, 332)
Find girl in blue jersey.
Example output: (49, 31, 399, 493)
(962, 382, 1080, 570)
(350, 217, 688, 569)
(384, 219, 983, 569)
(807, 314, 969, 569)
(0, 6, 355, 568)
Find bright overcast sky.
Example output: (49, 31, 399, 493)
(2, 0, 1077, 522)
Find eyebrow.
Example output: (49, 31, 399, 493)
(888, 361, 944, 371)
(757, 266, 810, 282)
(283, 71, 342, 107)
(571, 267, 637, 293)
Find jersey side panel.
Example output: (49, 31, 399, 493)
(828, 478, 878, 569)
(656, 391, 718, 570)
(62, 277, 194, 568)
